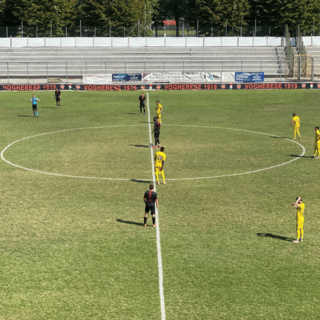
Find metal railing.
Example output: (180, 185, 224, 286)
(0, 58, 285, 83)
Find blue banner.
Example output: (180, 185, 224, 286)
(112, 73, 142, 82)
(235, 72, 264, 82)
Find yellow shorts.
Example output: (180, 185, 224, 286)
(296, 218, 304, 229)
(154, 167, 164, 175)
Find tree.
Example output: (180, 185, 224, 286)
(247, 0, 320, 36)
(79, 0, 149, 36)
(0, 0, 21, 26)
(10, 0, 79, 36)
(187, 0, 250, 36)
(156, 0, 189, 37)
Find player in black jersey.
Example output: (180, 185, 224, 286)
(138, 92, 146, 115)
(54, 88, 61, 109)
(143, 184, 158, 227)
(152, 117, 161, 149)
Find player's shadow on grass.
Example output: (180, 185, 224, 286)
(269, 136, 292, 139)
(17, 115, 32, 117)
(257, 233, 295, 242)
(130, 179, 150, 184)
(289, 154, 314, 158)
(116, 219, 144, 226)
(132, 144, 149, 148)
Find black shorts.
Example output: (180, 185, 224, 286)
(154, 131, 160, 139)
(56, 97, 61, 102)
(140, 104, 145, 108)
(145, 205, 155, 215)
(32, 104, 38, 110)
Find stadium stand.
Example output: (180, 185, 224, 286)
(0, 46, 286, 81)
(305, 47, 320, 79)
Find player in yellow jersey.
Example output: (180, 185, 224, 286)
(313, 126, 320, 159)
(154, 147, 166, 185)
(289, 113, 301, 139)
(155, 100, 163, 123)
(291, 196, 305, 243)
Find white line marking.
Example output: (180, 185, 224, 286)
(1, 125, 305, 182)
(0, 125, 146, 181)
(162, 125, 306, 180)
(147, 92, 166, 320)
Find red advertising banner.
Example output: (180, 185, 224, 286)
(0, 82, 314, 91)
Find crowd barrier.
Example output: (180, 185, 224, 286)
(0, 36, 285, 48)
(0, 82, 315, 91)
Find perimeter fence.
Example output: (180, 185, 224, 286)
(0, 22, 281, 38)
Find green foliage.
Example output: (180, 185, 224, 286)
(249, 0, 320, 36)
(187, 0, 250, 36)
(0, 0, 20, 26)
(79, 0, 156, 36)
(7, 0, 79, 36)
(154, 0, 189, 36)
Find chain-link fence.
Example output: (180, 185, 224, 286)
(0, 21, 283, 38)
(0, 22, 152, 38)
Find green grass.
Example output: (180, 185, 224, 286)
(1, 89, 320, 319)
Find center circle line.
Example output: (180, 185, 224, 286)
(0, 125, 305, 181)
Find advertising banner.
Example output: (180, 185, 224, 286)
(142, 72, 205, 83)
(0, 82, 312, 91)
(112, 73, 142, 82)
(206, 72, 235, 82)
(83, 74, 112, 84)
(235, 72, 264, 82)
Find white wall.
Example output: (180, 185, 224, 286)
(0, 36, 285, 48)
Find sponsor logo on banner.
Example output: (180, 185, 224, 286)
(83, 74, 112, 84)
(60, 85, 65, 89)
(0, 82, 315, 91)
(142, 72, 205, 83)
(235, 72, 264, 82)
(112, 74, 142, 82)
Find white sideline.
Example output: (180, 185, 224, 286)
(147, 93, 166, 320)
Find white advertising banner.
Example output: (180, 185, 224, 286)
(142, 72, 205, 83)
(206, 72, 235, 82)
(83, 74, 112, 84)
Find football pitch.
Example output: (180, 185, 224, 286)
(1, 89, 320, 319)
